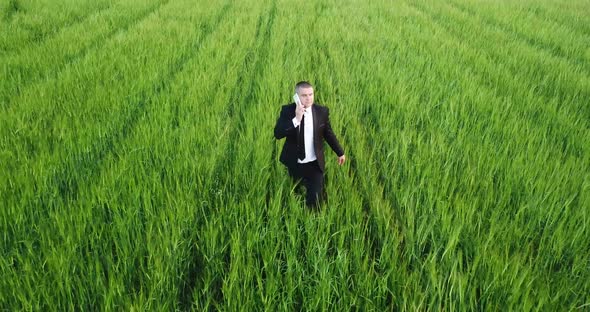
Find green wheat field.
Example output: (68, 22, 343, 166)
(1, 0, 589, 310)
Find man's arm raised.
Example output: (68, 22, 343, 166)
(274, 105, 297, 140)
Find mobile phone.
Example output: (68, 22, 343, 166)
(293, 93, 302, 107)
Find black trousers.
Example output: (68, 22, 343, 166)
(288, 160, 325, 207)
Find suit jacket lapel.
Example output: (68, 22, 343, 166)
(312, 104, 319, 143)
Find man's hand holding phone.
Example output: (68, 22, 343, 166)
(294, 93, 305, 122)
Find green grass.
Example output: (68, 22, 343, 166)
(1, 0, 589, 310)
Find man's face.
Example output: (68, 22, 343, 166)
(297, 87, 314, 108)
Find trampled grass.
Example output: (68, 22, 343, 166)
(1, 0, 589, 310)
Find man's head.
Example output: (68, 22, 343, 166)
(295, 81, 314, 108)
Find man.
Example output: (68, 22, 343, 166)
(274, 81, 346, 208)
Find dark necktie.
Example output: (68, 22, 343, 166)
(298, 114, 306, 160)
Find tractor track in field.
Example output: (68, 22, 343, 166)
(4, 1, 113, 52)
(172, 3, 257, 308)
(313, 30, 397, 291)
(309, 15, 408, 305)
(5, 1, 234, 305)
(406, 1, 590, 129)
(186, 0, 277, 308)
(3, 0, 20, 21)
(445, 0, 590, 76)
(521, 2, 590, 37)
(32, 2, 233, 213)
(339, 122, 397, 308)
(408, 1, 590, 102)
(310, 35, 388, 271)
(3, 0, 172, 108)
(210, 0, 277, 198)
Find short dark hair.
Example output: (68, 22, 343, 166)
(295, 81, 313, 93)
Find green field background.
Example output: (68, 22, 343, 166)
(1, 0, 589, 310)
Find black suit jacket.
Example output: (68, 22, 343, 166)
(274, 103, 344, 172)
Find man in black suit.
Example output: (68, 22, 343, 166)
(274, 81, 346, 208)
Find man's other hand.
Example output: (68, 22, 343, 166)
(338, 155, 346, 166)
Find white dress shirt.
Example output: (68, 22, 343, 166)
(292, 108, 317, 163)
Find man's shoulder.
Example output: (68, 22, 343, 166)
(281, 103, 296, 111)
(313, 103, 329, 114)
